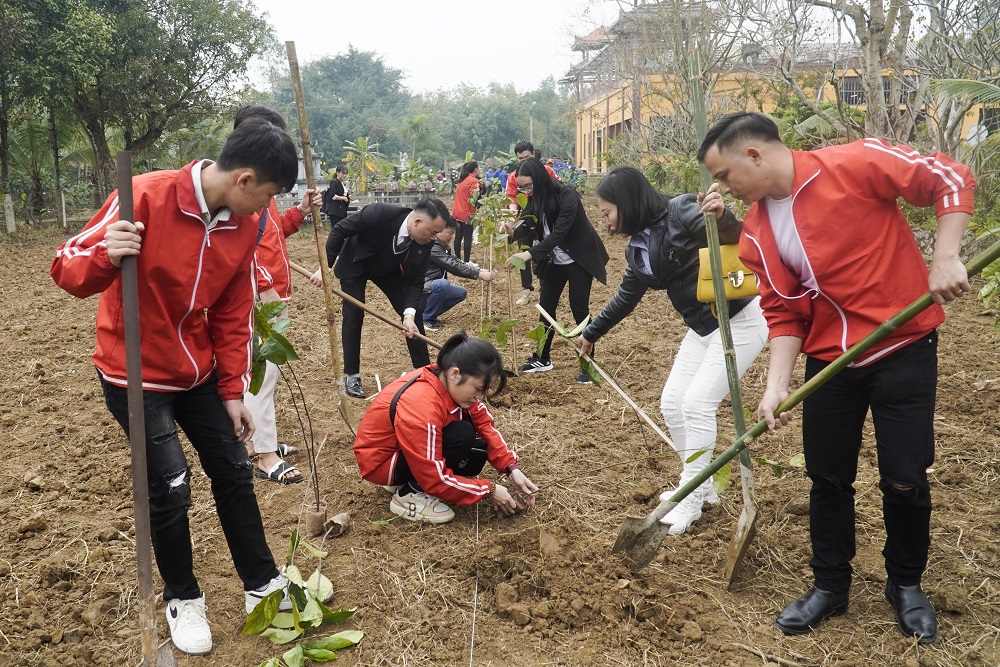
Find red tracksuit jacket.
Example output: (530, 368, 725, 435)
(255, 199, 304, 301)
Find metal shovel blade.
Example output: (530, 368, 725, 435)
(612, 500, 677, 571)
(153, 640, 177, 667)
(724, 458, 759, 588)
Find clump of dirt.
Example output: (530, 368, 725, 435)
(3, 215, 999, 666)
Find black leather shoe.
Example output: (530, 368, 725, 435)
(345, 376, 365, 399)
(775, 586, 849, 635)
(885, 581, 937, 643)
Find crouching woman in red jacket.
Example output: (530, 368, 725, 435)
(353, 332, 538, 523)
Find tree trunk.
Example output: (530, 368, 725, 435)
(0, 75, 9, 197)
(50, 106, 65, 227)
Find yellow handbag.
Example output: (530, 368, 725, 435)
(696, 245, 758, 305)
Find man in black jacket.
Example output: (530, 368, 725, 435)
(311, 197, 450, 398)
(421, 218, 495, 330)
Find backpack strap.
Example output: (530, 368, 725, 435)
(389, 373, 422, 425)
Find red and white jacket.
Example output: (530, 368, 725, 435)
(353, 366, 519, 506)
(740, 139, 975, 365)
(255, 199, 304, 301)
(50, 160, 258, 400)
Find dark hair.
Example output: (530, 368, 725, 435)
(515, 157, 565, 223)
(233, 105, 287, 131)
(697, 111, 781, 163)
(458, 160, 479, 182)
(595, 167, 673, 235)
(533, 149, 542, 160)
(217, 120, 298, 192)
(335, 164, 348, 175)
(443, 216, 460, 230)
(514, 140, 534, 155)
(436, 332, 507, 398)
(412, 196, 450, 222)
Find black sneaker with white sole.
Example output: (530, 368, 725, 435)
(520, 355, 554, 373)
(576, 372, 593, 384)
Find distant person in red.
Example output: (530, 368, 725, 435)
(353, 332, 538, 523)
(503, 141, 560, 305)
(452, 160, 481, 262)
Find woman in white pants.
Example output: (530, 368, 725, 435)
(578, 167, 767, 534)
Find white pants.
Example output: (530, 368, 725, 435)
(244, 360, 279, 455)
(659, 298, 767, 490)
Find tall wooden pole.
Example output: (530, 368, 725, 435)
(285, 41, 358, 435)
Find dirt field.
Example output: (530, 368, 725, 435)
(2, 209, 999, 667)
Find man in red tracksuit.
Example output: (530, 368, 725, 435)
(51, 120, 299, 656)
(699, 112, 974, 644)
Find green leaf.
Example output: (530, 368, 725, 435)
(494, 319, 518, 347)
(755, 456, 784, 477)
(286, 529, 300, 567)
(301, 541, 328, 559)
(243, 590, 283, 634)
(286, 565, 305, 587)
(525, 323, 550, 358)
(303, 648, 339, 662)
(317, 604, 357, 625)
(248, 357, 266, 396)
(306, 570, 334, 605)
(684, 448, 710, 464)
(270, 612, 296, 629)
(563, 315, 591, 338)
(713, 464, 731, 496)
(788, 453, 806, 468)
(299, 595, 324, 627)
(578, 355, 600, 385)
(260, 300, 288, 321)
(516, 192, 528, 208)
(261, 627, 303, 645)
(288, 581, 308, 612)
(305, 630, 364, 651)
(509, 256, 526, 270)
(259, 659, 284, 667)
(282, 643, 305, 667)
(479, 321, 494, 340)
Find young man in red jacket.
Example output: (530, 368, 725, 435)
(699, 112, 974, 644)
(51, 120, 300, 656)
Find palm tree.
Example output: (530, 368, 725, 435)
(342, 136, 384, 193)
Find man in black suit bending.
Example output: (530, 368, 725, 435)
(311, 197, 450, 398)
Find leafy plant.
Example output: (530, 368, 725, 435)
(245, 529, 363, 665)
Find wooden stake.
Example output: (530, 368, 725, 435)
(285, 41, 358, 435)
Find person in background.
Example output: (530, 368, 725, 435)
(421, 217, 495, 331)
(503, 141, 560, 306)
(353, 333, 538, 523)
(322, 165, 350, 227)
(505, 157, 608, 384)
(452, 160, 481, 263)
(699, 111, 974, 643)
(578, 166, 766, 534)
(310, 198, 450, 399)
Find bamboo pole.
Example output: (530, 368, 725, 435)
(285, 41, 358, 435)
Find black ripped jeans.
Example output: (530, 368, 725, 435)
(101, 373, 279, 602)
(802, 331, 937, 593)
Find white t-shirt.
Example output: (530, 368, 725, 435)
(765, 195, 818, 291)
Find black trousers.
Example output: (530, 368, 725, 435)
(802, 331, 937, 593)
(511, 225, 534, 291)
(101, 374, 278, 601)
(536, 261, 594, 360)
(393, 420, 488, 491)
(340, 272, 430, 375)
(454, 220, 474, 263)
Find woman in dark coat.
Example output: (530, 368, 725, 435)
(505, 157, 609, 383)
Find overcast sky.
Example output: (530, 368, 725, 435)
(249, 0, 621, 93)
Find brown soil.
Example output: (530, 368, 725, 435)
(3, 212, 999, 667)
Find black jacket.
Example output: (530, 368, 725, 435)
(525, 184, 609, 284)
(325, 203, 433, 311)
(583, 194, 753, 340)
(424, 240, 481, 292)
(322, 179, 349, 219)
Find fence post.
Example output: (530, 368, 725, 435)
(3, 194, 14, 234)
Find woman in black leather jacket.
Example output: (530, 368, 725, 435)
(578, 166, 766, 535)
(505, 157, 609, 383)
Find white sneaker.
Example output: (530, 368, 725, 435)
(390, 490, 455, 524)
(380, 484, 402, 494)
(702, 481, 720, 505)
(659, 488, 703, 535)
(165, 595, 212, 655)
(515, 288, 534, 306)
(245, 572, 293, 614)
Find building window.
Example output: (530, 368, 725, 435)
(839, 76, 864, 105)
(980, 107, 1000, 137)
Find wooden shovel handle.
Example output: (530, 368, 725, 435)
(289, 260, 442, 350)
